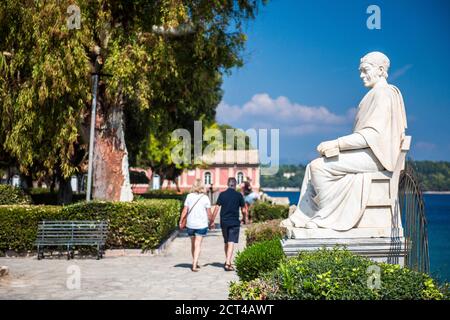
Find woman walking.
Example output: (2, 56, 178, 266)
(179, 180, 213, 272)
(241, 180, 253, 224)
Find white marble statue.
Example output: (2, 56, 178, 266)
(282, 51, 408, 231)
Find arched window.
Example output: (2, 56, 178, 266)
(204, 172, 212, 185)
(236, 172, 244, 185)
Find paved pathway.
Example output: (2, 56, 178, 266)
(0, 219, 246, 300)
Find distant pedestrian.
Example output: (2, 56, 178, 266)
(241, 180, 252, 224)
(244, 190, 259, 224)
(211, 177, 247, 271)
(179, 180, 213, 272)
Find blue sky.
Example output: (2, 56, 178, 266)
(217, 0, 450, 164)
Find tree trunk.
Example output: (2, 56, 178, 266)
(6, 166, 13, 184)
(92, 101, 133, 202)
(50, 175, 56, 193)
(145, 168, 152, 191)
(57, 176, 73, 205)
(19, 173, 33, 191)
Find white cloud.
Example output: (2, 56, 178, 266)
(217, 93, 354, 136)
(391, 64, 413, 80)
(414, 141, 437, 151)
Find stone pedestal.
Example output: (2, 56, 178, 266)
(282, 227, 407, 265)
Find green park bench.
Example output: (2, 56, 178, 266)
(35, 220, 108, 260)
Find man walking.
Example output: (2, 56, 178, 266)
(211, 177, 247, 271)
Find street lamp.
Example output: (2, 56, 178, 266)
(85, 72, 98, 201)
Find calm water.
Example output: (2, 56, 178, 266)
(266, 191, 450, 283)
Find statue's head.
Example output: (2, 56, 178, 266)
(359, 51, 390, 88)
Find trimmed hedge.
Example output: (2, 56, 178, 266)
(245, 219, 286, 246)
(230, 248, 449, 300)
(61, 200, 181, 250)
(250, 202, 288, 223)
(0, 185, 32, 205)
(137, 189, 187, 202)
(0, 199, 181, 253)
(235, 239, 285, 282)
(0, 205, 61, 251)
(142, 189, 187, 196)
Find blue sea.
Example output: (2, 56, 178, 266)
(266, 191, 450, 283)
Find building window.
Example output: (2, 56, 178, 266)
(236, 171, 244, 185)
(204, 172, 212, 185)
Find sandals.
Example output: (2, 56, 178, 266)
(191, 264, 201, 272)
(224, 263, 235, 271)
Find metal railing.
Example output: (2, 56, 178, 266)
(398, 160, 430, 274)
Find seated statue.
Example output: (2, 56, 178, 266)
(282, 51, 408, 231)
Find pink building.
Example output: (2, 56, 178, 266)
(131, 150, 260, 193)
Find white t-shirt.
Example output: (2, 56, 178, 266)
(184, 193, 211, 229)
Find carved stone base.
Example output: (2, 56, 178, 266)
(282, 228, 406, 266)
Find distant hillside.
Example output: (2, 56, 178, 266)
(260, 164, 306, 189)
(412, 161, 450, 191)
(261, 161, 450, 191)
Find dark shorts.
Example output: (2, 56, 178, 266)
(187, 227, 208, 237)
(221, 225, 240, 243)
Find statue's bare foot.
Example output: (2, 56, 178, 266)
(280, 218, 294, 228)
(305, 221, 318, 229)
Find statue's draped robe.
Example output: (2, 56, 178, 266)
(288, 84, 407, 231)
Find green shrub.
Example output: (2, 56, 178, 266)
(0, 185, 32, 205)
(144, 189, 187, 195)
(245, 219, 286, 246)
(138, 189, 187, 202)
(229, 248, 449, 300)
(229, 278, 278, 300)
(250, 202, 288, 223)
(235, 239, 285, 282)
(29, 189, 86, 205)
(441, 283, 450, 300)
(0, 199, 181, 253)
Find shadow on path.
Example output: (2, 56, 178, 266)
(203, 262, 225, 269)
(173, 263, 192, 269)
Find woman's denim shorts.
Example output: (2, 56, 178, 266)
(187, 227, 208, 237)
